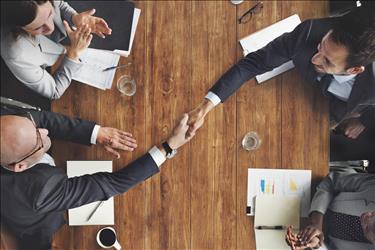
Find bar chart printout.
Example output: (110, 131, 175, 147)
(247, 168, 311, 217)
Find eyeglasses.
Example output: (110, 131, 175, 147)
(238, 1, 263, 24)
(10, 112, 44, 164)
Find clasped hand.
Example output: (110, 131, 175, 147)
(285, 225, 323, 250)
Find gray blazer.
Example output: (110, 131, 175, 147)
(0, 1, 82, 100)
(310, 171, 375, 250)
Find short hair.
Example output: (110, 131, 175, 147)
(330, 5, 375, 68)
(1, 1, 53, 37)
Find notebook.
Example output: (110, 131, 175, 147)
(67, 161, 114, 226)
(247, 168, 311, 217)
(254, 195, 300, 250)
(239, 14, 301, 83)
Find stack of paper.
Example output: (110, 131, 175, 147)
(239, 14, 301, 83)
(67, 161, 114, 226)
(72, 48, 120, 90)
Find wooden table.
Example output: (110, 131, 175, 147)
(49, 1, 329, 249)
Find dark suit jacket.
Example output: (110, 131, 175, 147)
(210, 17, 375, 128)
(0, 107, 160, 248)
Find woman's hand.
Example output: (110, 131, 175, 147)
(72, 9, 112, 38)
(63, 21, 92, 60)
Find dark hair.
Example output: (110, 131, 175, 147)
(330, 5, 375, 68)
(1, 1, 53, 37)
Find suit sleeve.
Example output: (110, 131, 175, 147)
(30, 109, 96, 145)
(56, 0, 77, 26)
(309, 172, 375, 215)
(209, 20, 312, 102)
(359, 106, 375, 129)
(34, 153, 160, 213)
(4, 55, 82, 99)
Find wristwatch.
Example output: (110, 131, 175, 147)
(162, 141, 177, 159)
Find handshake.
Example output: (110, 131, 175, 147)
(96, 99, 215, 157)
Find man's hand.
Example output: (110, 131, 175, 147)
(72, 9, 112, 38)
(344, 118, 366, 139)
(167, 114, 195, 150)
(297, 225, 323, 249)
(187, 99, 215, 138)
(97, 127, 137, 158)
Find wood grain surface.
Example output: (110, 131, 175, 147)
(1, 1, 329, 249)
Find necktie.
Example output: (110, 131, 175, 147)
(317, 74, 334, 96)
(325, 209, 371, 243)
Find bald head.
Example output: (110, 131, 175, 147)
(0, 115, 39, 165)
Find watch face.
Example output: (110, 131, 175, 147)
(167, 149, 177, 159)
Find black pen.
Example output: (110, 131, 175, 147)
(102, 64, 130, 72)
(256, 225, 286, 230)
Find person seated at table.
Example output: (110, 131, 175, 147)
(0, 0, 112, 99)
(285, 170, 375, 250)
(0, 105, 194, 250)
(186, 5, 375, 164)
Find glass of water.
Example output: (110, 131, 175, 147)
(117, 75, 136, 96)
(242, 131, 261, 151)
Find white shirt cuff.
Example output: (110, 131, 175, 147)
(148, 146, 166, 168)
(205, 91, 221, 106)
(90, 125, 101, 144)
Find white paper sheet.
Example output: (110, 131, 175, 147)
(72, 48, 120, 90)
(247, 168, 311, 217)
(239, 14, 301, 83)
(67, 161, 114, 226)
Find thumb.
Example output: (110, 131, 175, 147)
(84, 8, 96, 16)
(179, 113, 189, 126)
(63, 20, 72, 34)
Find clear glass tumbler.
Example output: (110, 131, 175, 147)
(242, 131, 261, 151)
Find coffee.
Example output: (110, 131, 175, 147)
(99, 228, 116, 247)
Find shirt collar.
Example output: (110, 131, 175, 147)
(332, 73, 356, 83)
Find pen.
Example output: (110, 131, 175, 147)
(86, 201, 104, 221)
(102, 64, 131, 72)
(256, 225, 286, 230)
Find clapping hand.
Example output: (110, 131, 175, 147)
(97, 127, 137, 158)
(72, 9, 112, 38)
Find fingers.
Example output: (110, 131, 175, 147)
(63, 20, 72, 35)
(85, 8, 96, 16)
(179, 113, 189, 126)
(104, 145, 120, 159)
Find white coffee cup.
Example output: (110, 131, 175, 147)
(96, 227, 121, 249)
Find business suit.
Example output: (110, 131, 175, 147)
(0, 107, 160, 250)
(0, 1, 82, 99)
(310, 171, 375, 250)
(209, 17, 375, 128)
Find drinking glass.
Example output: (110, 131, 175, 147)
(242, 131, 261, 151)
(117, 75, 136, 96)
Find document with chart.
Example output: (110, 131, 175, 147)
(247, 168, 311, 217)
